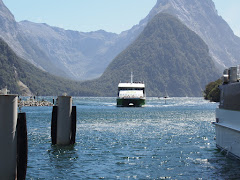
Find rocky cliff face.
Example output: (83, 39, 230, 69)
(19, 21, 120, 80)
(0, 0, 128, 80)
(112, 0, 240, 72)
(145, 0, 240, 69)
(0, 0, 24, 59)
(0, 0, 239, 80)
(77, 13, 220, 97)
(17, 20, 147, 80)
(0, 0, 65, 77)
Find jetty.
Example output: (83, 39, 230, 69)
(18, 97, 53, 107)
(0, 87, 53, 107)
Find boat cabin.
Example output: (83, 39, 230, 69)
(118, 82, 145, 99)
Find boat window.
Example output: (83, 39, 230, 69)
(118, 88, 144, 91)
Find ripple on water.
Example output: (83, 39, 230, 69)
(24, 97, 240, 179)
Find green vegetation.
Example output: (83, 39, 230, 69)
(0, 38, 22, 93)
(0, 13, 220, 97)
(0, 37, 84, 96)
(204, 79, 222, 102)
(75, 13, 220, 97)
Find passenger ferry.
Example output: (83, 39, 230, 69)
(214, 66, 240, 159)
(117, 73, 145, 107)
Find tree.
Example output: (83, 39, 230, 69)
(204, 79, 222, 102)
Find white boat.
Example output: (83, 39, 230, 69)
(117, 72, 145, 107)
(214, 66, 240, 159)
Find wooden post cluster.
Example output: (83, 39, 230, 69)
(51, 96, 77, 145)
(0, 94, 78, 179)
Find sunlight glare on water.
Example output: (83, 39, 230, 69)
(22, 97, 240, 179)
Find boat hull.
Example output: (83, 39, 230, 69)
(215, 108, 240, 159)
(117, 98, 145, 107)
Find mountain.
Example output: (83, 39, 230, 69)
(0, 37, 99, 96)
(18, 21, 120, 80)
(17, 20, 146, 80)
(0, 0, 140, 80)
(140, 0, 240, 70)
(75, 13, 220, 97)
(0, 0, 66, 78)
(0, 0, 239, 81)
(0, 13, 220, 97)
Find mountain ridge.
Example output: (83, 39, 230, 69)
(0, 13, 220, 97)
(76, 13, 220, 97)
(0, 37, 83, 96)
(0, 0, 239, 81)
(146, 0, 240, 69)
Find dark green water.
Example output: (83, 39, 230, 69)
(22, 97, 240, 179)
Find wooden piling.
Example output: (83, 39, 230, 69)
(70, 106, 77, 145)
(51, 106, 58, 145)
(0, 95, 18, 179)
(17, 112, 28, 180)
(51, 96, 77, 145)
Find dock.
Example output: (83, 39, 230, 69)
(18, 98, 53, 107)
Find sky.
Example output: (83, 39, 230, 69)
(2, 0, 240, 36)
(2, 0, 157, 34)
(212, 0, 240, 36)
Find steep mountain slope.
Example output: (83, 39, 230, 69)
(0, 37, 97, 96)
(0, 0, 239, 81)
(0, 0, 66, 78)
(76, 13, 220, 97)
(19, 21, 121, 80)
(139, 0, 240, 70)
(0, 13, 220, 97)
(0, 0, 138, 80)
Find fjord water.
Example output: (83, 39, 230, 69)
(24, 97, 240, 179)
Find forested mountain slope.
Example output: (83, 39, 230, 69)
(0, 37, 98, 96)
(75, 13, 220, 97)
(1, 0, 237, 81)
